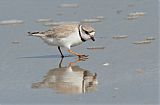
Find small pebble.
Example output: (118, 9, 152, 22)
(113, 95, 116, 98)
(145, 37, 155, 41)
(128, 4, 134, 7)
(87, 46, 105, 50)
(44, 21, 79, 26)
(0, 19, 24, 25)
(133, 40, 151, 44)
(127, 16, 139, 20)
(56, 12, 64, 16)
(95, 16, 105, 20)
(59, 3, 79, 8)
(103, 63, 110, 66)
(128, 12, 146, 17)
(112, 35, 128, 39)
(116, 10, 122, 14)
(81, 18, 102, 23)
(114, 87, 119, 90)
(136, 69, 145, 74)
(36, 18, 53, 23)
(12, 41, 20, 44)
(126, 12, 146, 20)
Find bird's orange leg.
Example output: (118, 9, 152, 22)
(68, 49, 88, 58)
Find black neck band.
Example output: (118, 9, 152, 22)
(78, 25, 86, 42)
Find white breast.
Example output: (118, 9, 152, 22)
(57, 29, 83, 49)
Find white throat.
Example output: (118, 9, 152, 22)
(78, 25, 86, 42)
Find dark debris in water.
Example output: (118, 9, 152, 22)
(112, 35, 128, 39)
(87, 46, 105, 50)
(12, 41, 20, 44)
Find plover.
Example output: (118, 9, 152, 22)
(28, 23, 95, 58)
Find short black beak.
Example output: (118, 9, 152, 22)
(91, 36, 95, 41)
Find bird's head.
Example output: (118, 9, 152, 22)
(79, 24, 95, 42)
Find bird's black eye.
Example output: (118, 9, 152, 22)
(82, 27, 89, 34)
(84, 30, 89, 34)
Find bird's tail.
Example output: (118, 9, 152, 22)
(28, 31, 45, 37)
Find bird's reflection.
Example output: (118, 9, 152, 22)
(32, 58, 98, 94)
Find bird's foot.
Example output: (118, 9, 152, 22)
(77, 54, 89, 60)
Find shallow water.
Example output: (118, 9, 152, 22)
(0, 0, 159, 105)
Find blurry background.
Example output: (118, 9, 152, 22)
(0, 0, 159, 105)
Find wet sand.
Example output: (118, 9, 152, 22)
(0, 0, 159, 105)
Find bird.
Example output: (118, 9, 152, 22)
(28, 23, 95, 58)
